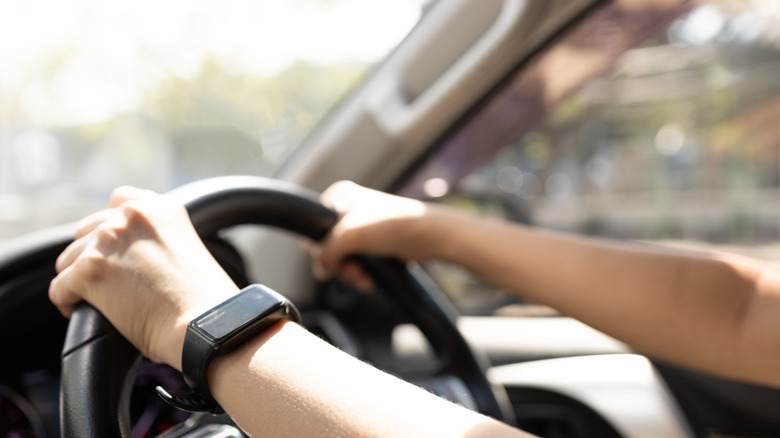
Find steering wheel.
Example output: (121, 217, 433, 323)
(55, 176, 512, 436)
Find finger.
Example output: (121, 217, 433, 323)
(301, 240, 323, 271)
(338, 260, 374, 293)
(110, 186, 159, 208)
(312, 221, 358, 281)
(48, 266, 85, 318)
(306, 243, 328, 281)
(301, 239, 314, 254)
(55, 234, 93, 273)
(74, 208, 115, 239)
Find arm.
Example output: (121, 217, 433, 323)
(310, 181, 780, 388)
(48, 186, 525, 438)
(208, 320, 520, 437)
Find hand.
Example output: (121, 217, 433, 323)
(49, 187, 239, 370)
(308, 181, 435, 284)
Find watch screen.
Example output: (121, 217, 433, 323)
(194, 286, 282, 340)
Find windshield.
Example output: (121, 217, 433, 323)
(0, 0, 429, 241)
(399, 0, 780, 315)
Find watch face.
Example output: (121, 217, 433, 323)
(194, 286, 284, 341)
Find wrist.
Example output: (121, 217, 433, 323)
(411, 203, 470, 262)
(399, 202, 442, 261)
(158, 284, 300, 413)
(206, 318, 290, 405)
(163, 287, 242, 371)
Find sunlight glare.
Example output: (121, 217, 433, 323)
(0, 0, 425, 125)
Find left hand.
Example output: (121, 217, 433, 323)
(49, 186, 239, 369)
(307, 181, 432, 282)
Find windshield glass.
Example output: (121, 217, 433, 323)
(0, 0, 429, 241)
(400, 0, 780, 315)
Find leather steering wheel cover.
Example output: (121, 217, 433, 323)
(61, 305, 140, 437)
(60, 176, 508, 437)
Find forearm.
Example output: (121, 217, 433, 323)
(313, 182, 780, 386)
(421, 206, 775, 384)
(208, 320, 525, 437)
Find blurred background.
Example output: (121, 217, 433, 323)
(393, 0, 780, 314)
(0, 0, 430, 241)
(402, 0, 780, 250)
(2, 0, 780, 317)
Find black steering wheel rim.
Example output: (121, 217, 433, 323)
(59, 176, 511, 437)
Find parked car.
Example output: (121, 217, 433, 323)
(2, 0, 780, 436)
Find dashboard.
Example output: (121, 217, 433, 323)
(1, 284, 64, 438)
(0, 381, 53, 437)
(0, 241, 481, 438)
(0, 282, 478, 438)
(0, 290, 194, 438)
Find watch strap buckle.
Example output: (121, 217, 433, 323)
(156, 385, 224, 415)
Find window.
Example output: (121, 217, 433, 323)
(399, 0, 780, 315)
(0, 0, 430, 241)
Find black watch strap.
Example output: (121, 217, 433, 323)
(157, 284, 301, 414)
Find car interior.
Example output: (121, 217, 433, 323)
(2, 0, 780, 436)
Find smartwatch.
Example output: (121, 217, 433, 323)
(157, 284, 301, 414)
